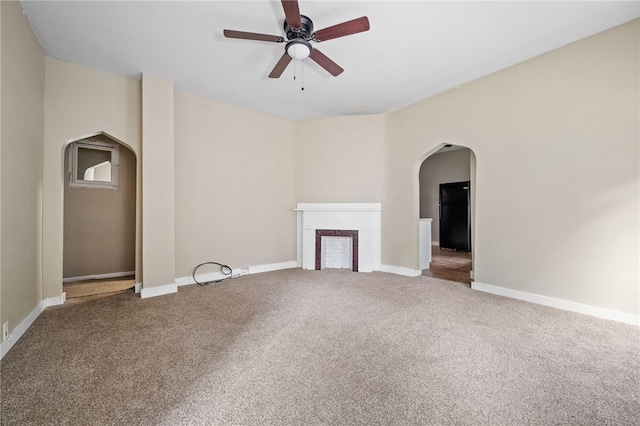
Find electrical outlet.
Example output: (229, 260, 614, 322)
(3, 322, 9, 341)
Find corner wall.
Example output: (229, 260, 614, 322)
(294, 115, 387, 203)
(140, 73, 176, 296)
(0, 1, 45, 337)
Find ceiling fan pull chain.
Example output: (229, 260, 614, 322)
(301, 60, 305, 91)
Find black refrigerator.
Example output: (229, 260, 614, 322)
(439, 181, 471, 252)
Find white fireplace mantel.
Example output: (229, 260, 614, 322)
(296, 203, 381, 272)
(295, 203, 382, 212)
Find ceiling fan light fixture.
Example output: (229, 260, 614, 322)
(286, 39, 311, 60)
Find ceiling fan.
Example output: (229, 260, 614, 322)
(223, 0, 370, 78)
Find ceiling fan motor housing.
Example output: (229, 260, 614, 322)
(284, 14, 314, 40)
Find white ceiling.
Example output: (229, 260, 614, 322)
(20, 1, 639, 120)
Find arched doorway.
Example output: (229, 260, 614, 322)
(416, 143, 476, 286)
(62, 133, 137, 298)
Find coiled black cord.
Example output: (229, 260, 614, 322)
(192, 261, 233, 286)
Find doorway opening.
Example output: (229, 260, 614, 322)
(423, 247, 472, 285)
(62, 133, 137, 298)
(417, 144, 476, 286)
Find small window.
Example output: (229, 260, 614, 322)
(69, 140, 119, 188)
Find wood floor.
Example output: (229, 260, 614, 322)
(422, 245, 472, 286)
(63, 276, 135, 298)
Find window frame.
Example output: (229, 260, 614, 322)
(68, 140, 120, 189)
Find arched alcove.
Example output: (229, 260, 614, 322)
(414, 143, 477, 284)
(61, 132, 138, 297)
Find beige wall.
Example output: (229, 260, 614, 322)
(0, 0, 3, 333)
(141, 73, 175, 290)
(43, 58, 141, 298)
(294, 115, 387, 202)
(419, 148, 472, 242)
(0, 1, 45, 334)
(384, 20, 639, 314)
(174, 91, 296, 278)
(63, 137, 136, 278)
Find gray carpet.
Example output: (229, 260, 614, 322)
(1, 269, 638, 425)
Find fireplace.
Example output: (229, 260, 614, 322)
(296, 203, 381, 272)
(316, 229, 358, 271)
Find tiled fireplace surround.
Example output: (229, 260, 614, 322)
(317, 230, 358, 271)
(296, 203, 381, 272)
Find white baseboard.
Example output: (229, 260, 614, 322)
(1, 293, 66, 360)
(431, 241, 439, 246)
(140, 283, 177, 299)
(134, 283, 142, 294)
(380, 264, 422, 277)
(63, 271, 135, 283)
(248, 261, 297, 275)
(471, 281, 639, 326)
(176, 261, 298, 287)
(176, 270, 237, 286)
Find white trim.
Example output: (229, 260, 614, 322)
(431, 241, 439, 246)
(176, 261, 298, 287)
(140, 283, 177, 299)
(248, 261, 297, 275)
(63, 271, 135, 283)
(175, 270, 237, 286)
(295, 202, 381, 212)
(380, 264, 422, 277)
(471, 281, 640, 326)
(1, 293, 66, 360)
(134, 283, 142, 294)
(69, 140, 119, 189)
